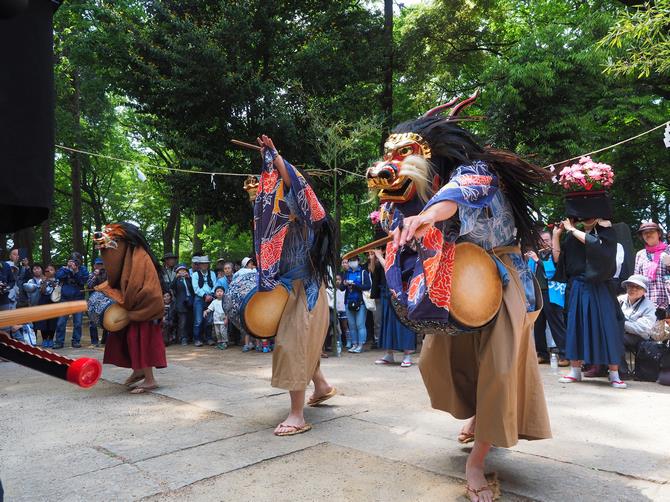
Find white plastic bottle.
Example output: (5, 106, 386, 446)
(550, 352, 559, 374)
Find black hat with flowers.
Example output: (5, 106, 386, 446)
(557, 156, 614, 220)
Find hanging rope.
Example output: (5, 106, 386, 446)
(541, 121, 669, 170)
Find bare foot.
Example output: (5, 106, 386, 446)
(465, 460, 494, 502)
(273, 413, 306, 435)
(124, 371, 145, 387)
(458, 416, 476, 443)
(308, 384, 334, 403)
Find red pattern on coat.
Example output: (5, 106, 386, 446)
(304, 186, 326, 221)
(421, 226, 455, 310)
(260, 225, 288, 271)
(457, 174, 492, 187)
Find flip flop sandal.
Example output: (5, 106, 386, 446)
(307, 387, 337, 406)
(374, 358, 393, 365)
(274, 423, 312, 436)
(457, 432, 475, 444)
(129, 385, 158, 394)
(465, 473, 500, 501)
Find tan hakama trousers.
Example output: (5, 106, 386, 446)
(272, 280, 329, 391)
(419, 252, 552, 448)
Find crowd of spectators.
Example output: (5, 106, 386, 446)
(2, 219, 667, 384)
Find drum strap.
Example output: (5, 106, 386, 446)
(489, 245, 522, 287)
(276, 265, 311, 292)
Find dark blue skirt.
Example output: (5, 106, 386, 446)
(380, 287, 416, 352)
(565, 279, 623, 364)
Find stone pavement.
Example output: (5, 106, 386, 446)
(1, 341, 669, 502)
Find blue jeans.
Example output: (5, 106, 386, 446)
(346, 305, 367, 346)
(89, 323, 99, 345)
(56, 312, 83, 345)
(192, 296, 212, 342)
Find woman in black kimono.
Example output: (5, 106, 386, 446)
(553, 217, 626, 388)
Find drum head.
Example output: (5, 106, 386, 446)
(244, 287, 289, 339)
(449, 242, 502, 328)
(102, 303, 130, 332)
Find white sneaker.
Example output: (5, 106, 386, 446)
(610, 379, 627, 389)
(347, 345, 357, 353)
(353, 345, 363, 353)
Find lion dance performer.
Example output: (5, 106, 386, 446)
(366, 93, 552, 501)
(254, 135, 338, 436)
(90, 222, 167, 394)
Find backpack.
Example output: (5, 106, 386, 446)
(634, 340, 669, 382)
(657, 342, 670, 386)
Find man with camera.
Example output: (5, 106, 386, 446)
(54, 252, 89, 348)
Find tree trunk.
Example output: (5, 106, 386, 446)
(70, 72, 85, 256)
(163, 198, 179, 254)
(12, 227, 35, 260)
(193, 213, 205, 254)
(380, 0, 394, 154)
(174, 211, 181, 259)
(41, 219, 51, 265)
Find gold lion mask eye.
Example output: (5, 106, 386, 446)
(397, 146, 414, 157)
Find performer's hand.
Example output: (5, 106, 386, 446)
(525, 250, 539, 262)
(256, 135, 278, 157)
(257, 134, 291, 188)
(393, 201, 458, 248)
(562, 218, 575, 233)
(373, 249, 384, 261)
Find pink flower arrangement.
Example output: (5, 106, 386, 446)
(369, 210, 381, 225)
(557, 156, 614, 192)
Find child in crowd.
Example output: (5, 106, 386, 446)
(162, 291, 176, 345)
(204, 286, 228, 349)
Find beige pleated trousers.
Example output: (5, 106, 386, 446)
(419, 252, 552, 447)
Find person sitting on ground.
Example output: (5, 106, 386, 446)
(204, 286, 228, 350)
(617, 274, 657, 356)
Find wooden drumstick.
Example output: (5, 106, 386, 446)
(231, 139, 262, 151)
(0, 301, 87, 327)
(342, 222, 430, 260)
